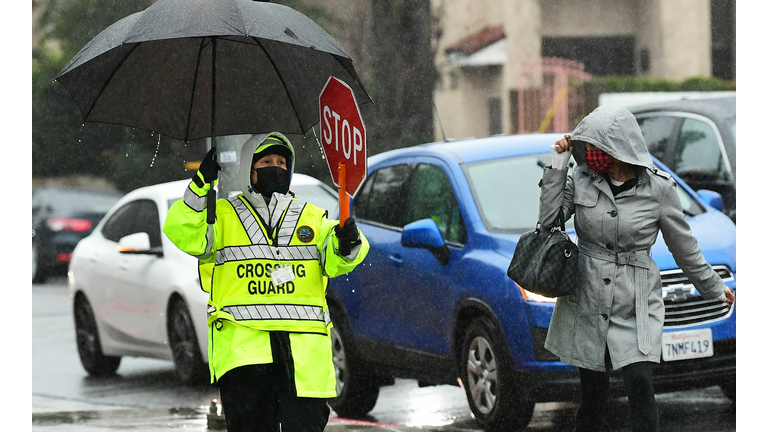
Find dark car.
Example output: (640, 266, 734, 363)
(326, 133, 736, 431)
(32, 186, 124, 283)
(630, 96, 736, 221)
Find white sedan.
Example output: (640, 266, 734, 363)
(68, 174, 338, 384)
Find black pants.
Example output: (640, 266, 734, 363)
(217, 333, 330, 432)
(574, 351, 659, 432)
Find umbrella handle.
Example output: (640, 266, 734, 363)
(206, 145, 217, 225)
(206, 188, 216, 224)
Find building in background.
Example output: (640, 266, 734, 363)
(433, 0, 735, 139)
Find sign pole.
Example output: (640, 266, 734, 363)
(338, 161, 349, 226)
(319, 76, 366, 228)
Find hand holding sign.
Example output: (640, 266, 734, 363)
(319, 77, 367, 226)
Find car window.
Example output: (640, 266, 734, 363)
(465, 154, 572, 232)
(32, 188, 122, 217)
(674, 183, 704, 216)
(353, 164, 414, 228)
(636, 116, 679, 162)
(674, 118, 727, 181)
(404, 164, 466, 244)
(102, 199, 162, 248)
(291, 184, 337, 211)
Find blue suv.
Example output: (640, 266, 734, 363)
(326, 133, 736, 431)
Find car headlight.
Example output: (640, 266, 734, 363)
(516, 283, 557, 303)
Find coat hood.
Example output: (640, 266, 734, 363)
(235, 132, 295, 203)
(569, 106, 654, 171)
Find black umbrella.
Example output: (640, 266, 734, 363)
(55, 0, 371, 222)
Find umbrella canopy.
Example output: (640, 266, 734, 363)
(55, 0, 371, 141)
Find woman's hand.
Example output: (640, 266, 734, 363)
(552, 134, 572, 153)
(723, 287, 735, 306)
(550, 134, 573, 170)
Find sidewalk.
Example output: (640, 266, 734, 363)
(31, 395, 431, 431)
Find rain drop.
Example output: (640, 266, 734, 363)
(150, 133, 162, 168)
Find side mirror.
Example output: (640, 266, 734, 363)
(118, 232, 162, 256)
(401, 218, 449, 265)
(697, 189, 724, 212)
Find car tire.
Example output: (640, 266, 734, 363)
(74, 295, 121, 376)
(327, 302, 380, 417)
(32, 243, 47, 284)
(459, 317, 535, 432)
(719, 378, 736, 402)
(167, 299, 209, 385)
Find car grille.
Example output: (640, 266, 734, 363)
(662, 265, 734, 328)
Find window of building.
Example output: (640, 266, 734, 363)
(541, 36, 635, 76)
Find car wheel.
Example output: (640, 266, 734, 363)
(74, 295, 121, 376)
(328, 302, 380, 417)
(32, 243, 47, 284)
(460, 317, 535, 432)
(168, 299, 208, 385)
(719, 378, 736, 401)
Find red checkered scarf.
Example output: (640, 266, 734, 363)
(584, 147, 614, 173)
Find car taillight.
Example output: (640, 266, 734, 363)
(515, 282, 557, 303)
(57, 252, 73, 262)
(46, 217, 93, 232)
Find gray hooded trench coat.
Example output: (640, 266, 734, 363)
(539, 106, 727, 372)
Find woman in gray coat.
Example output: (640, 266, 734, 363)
(539, 106, 734, 432)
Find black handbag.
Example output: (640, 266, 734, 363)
(507, 214, 579, 298)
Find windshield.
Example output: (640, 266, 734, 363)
(727, 118, 735, 143)
(464, 153, 705, 233)
(32, 188, 123, 216)
(464, 153, 574, 233)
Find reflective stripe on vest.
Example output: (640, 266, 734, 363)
(228, 196, 267, 244)
(227, 196, 305, 247)
(184, 184, 206, 212)
(207, 195, 328, 334)
(220, 303, 331, 327)
(215, 244, 318, 265)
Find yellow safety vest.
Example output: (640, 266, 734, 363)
(206, 195, 330, 335)
(164, 176, 369, 397)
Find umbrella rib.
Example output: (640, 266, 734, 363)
(250, 37, 304, 133)
(184, 38, 209, 142)
(84, 43, 141, 121)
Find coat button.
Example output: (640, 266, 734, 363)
(601, 313, 608, 320)
(603, 278, 611, 285)
(608, 210, 617, 217)
(606, 243, 614, 250)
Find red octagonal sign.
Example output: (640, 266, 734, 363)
(319, 77, 367, 198)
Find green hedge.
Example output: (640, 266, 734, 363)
(591, 76, 736, 92)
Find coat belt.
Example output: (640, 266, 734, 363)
(578, 240, 653, 354)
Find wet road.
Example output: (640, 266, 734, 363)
(32, 280, 736, 431)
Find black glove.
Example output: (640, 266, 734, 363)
(334, 217, 360, 256)
(198, 147, 222, 184)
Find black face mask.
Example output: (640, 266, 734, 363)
(252, 166, 290, 197)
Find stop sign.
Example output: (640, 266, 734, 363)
(319, 77, 367, 198)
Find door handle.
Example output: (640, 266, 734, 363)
(388, 254, 403, 267)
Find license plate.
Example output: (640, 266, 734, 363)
(662, 328, 714, 361)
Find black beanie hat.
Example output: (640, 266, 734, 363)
(252, 139, 293, 166)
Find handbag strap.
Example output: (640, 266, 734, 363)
(537, 208, 566, 233)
